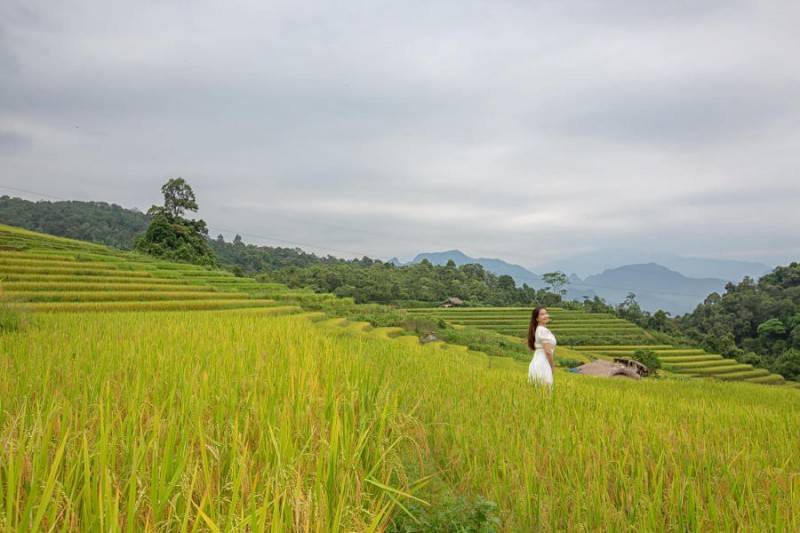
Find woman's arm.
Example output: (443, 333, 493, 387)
(542, 342, 555, 369)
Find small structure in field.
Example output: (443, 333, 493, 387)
(613, 357, 650, 377)
(575, 360, 641, 380)
(441, 297, 464, 308)
(420, 333, 439, 344)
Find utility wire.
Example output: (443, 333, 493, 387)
(0, 183, 731, 300)
(0, 185, 374, 258)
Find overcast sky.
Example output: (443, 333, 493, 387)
(1, 0, 798, 270)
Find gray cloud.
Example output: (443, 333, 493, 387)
(0, 129, 32, 153)
(1, 0, 798, 271)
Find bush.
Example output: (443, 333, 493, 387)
(632, 349, 661, 373)
(556, 357, 583, 368)
(736, 351, 763, 366)
(388, 495, 500, 533)
(771, 349, 800, 381)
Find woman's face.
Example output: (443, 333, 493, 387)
(539, 308, 550, 324)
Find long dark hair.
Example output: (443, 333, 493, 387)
(527, 307, 545, 351)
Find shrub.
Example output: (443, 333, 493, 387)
(388, 495, 500, 533)
(771, 349, 800, 381)
(632, 349, 661, 373)
(736, 351, 764, 366)
(556, 357, 582, 368)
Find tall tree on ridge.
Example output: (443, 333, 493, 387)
(135, 178, 217, 267)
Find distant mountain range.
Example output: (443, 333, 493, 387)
(410, 250, 592, 303)
(412, 250, 543, 287)
(575, 263, 728, 315)
(537, 249, 769, 281)
(405, 250, 750, 315)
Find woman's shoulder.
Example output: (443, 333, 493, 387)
(536, 325, 555, 337)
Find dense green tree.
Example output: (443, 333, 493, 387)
(771, 349, 800, 380)
(148, 178, 199, 219)
(0, 196, 149, 249)
(677, 262, 800, 380)
(542, 271, 569, 296)
(135, 178, 216, 266)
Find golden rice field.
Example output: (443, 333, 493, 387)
(1, 310, 799, 531)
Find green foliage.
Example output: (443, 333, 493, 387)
(261, 260, 561, 307)
(0, 195, 149, 249)
(147, 177, 199, 219)
(0, 302, 24, 333)
(556, 357, 583, 368)
(757, 318, 786, 337)
(388, 496, 500, 533)
(771, 349, 800, 381)
(736, 351, 764, 366)
(542, 271, 568, 296)
(134, 179, 216, 267)
(678, 262, 800, 380)
(632, 349, 662, 373)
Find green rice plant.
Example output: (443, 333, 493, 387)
(0, 257, 136, 269)
(3, 291, 249, 302)
(672, 364, 754, 375)
(573, 345, 674, 351)
(4, 299, 278, 313)
(663, 360, 738, 369)
(744, 374, 785, 385)
(0, 265, 157, 277)
(715, 369, 771, 380)
(1, 282, 211, 292)
(658, 355, 725, 364)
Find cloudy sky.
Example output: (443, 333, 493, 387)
(1, 0, 798, 271)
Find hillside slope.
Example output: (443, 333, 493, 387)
(0, 224, 333, 312)
(409, 306, 798, 388)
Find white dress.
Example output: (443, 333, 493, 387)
(528, 325, 556, 387)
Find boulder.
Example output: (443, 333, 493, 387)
(576, 360, 641, 380)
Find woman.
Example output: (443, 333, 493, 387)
(528, 306, 556, 387)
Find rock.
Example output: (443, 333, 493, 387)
(420, 333, 439, 344)
(576, 360, 641, 380)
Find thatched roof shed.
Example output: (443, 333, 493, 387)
(441, 297, 464, 307)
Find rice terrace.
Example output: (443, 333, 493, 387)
(0, 222, 798, 531)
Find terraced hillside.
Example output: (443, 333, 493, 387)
(0, 224, 333, 312)
(406, 306, 654, 345)
(408, 306, 800, 389)
(571, 345, 799, 388)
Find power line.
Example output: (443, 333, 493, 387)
(0, 183, 729, 300)
(0, 185, 72, 202)
(0, 184, 374, 259)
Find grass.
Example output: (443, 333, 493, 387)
(1, 310, 799, 531)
